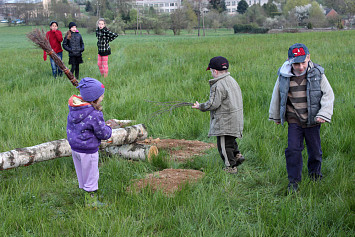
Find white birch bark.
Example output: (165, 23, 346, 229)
(105, 119, 136, 128)
(0, 124, 148, 170)
(100, 124, 148, 148)
(0, 139, 72, 171)
(104, 144, 158, 161)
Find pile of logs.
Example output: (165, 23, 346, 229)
(0, 121, 158, 171)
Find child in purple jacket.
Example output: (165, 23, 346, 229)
(67, 77, 112, 208)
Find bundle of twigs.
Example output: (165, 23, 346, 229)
(27, 28, 79, 87)
(146, 100, 194, 120)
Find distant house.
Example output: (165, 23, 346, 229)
(226, 0, 268, 14)
(326, 9, 338, 19)
(134, 0, 269, 15)
(135, 0, 182, 13)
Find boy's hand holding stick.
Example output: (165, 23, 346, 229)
(191, 101, 200, 109)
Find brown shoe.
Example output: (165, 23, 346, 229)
(235, 153, 245, 166)
(223, 166, 238, 174)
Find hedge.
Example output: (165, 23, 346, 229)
(233, 24, 269, 34)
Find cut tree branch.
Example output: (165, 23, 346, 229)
(27, 28, 79, 87)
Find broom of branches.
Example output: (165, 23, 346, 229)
(27, 28, 79, 88)
(146, 100, 194, 120)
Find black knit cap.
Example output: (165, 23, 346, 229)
(68, 22, 77, 29)
(49, 21, 58, 27)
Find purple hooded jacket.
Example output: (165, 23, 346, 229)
(67, 95, 112, 154)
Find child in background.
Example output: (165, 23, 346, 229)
(192, 56, 244, 174)
(269, 43, 334, 193)
(44, 21, 63, 78)
(67, 77, 112, 208)
(96, 18, 118, 77)
(63, 22, 84, 79)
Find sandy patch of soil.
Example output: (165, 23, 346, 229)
(128, 168, 205, 196)
(138, 137, 215, 161)
(128, 138, 215, 195)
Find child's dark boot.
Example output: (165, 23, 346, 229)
(235, 153, 245, 166)
(287, 182, 299, 194)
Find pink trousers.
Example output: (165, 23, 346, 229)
(72, 150, 99, 192)
(97, 54, 109, 77)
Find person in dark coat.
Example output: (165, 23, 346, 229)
(63, 22, 84, 79)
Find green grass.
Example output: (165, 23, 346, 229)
(0, 26, 354, 236)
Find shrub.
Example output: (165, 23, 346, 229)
(250, 28, 269, 33)
(233, 24, 269, 34)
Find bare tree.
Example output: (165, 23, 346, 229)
(170, 8, 188, 35)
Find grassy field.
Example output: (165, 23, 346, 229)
(0, 26, 354, 236)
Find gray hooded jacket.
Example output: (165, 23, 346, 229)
(199, 72, 243, 138)
(269, 60, 334, 125)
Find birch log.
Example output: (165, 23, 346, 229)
(0, 139, 71, 171)
(0, 124, 148, 170)
(100, 124, 148, 148)
(104, 144, 158, 162)
(105, 119, 136, 129)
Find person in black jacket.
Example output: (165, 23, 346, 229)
(63, 22, 84, 79)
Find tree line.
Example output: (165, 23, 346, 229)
(1, 0, 354, 34)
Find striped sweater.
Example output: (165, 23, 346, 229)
(286, 73, 308, 125)
(269, 60, 334, 126)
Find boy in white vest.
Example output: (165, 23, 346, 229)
(269, 43, 334, 192)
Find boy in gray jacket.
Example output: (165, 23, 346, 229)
(192, 56, 244, 174)
(269, 43, 334, 192)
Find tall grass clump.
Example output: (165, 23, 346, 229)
(0, 26, 354, 236)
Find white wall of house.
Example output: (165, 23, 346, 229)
(135, 0, 269, 15)
(225, 0, 269, 14)
(135, 0, 182, 13)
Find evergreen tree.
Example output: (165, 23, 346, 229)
(209, 0, 227, 13)
(262, 1, 279, 17)
(85, 1, 92, 12)
(237, 0, 249, 14)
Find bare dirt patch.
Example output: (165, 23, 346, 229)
(138, 137, 215, 161)
(128, 138, 215, 195)
(128, 168, 205, 196)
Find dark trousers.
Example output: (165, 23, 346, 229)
(217, 136, 240, 168)
(285, 123, 322, 183)
(71, 63, 80, 79)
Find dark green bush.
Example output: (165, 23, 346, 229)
(233, 24, 269, 34)
(250, 28, 269, 34)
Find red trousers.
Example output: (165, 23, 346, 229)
(97, 54, 109, 77)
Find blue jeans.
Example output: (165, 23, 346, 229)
(285, 123, 322, 183)
(50, 51, 63, 78)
